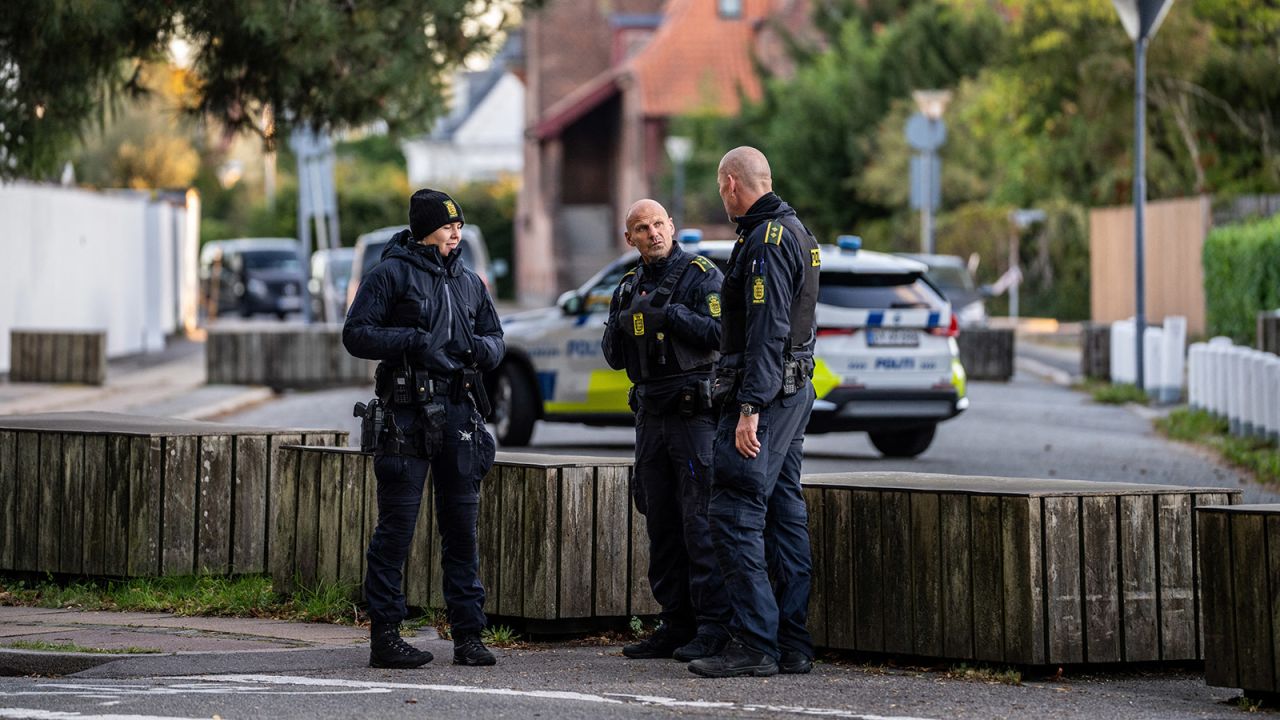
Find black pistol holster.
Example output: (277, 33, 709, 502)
(710, 367, 742, 410)
(353, 398, 387, 454)
(677, 377, 715, 417)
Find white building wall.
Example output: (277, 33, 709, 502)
(403, 72, 525, 186)
(0, 183, 199, 374)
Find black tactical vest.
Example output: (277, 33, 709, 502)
(720, 215, 819, 357)
(623, 254, 719, 381)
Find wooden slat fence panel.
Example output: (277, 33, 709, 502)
(957, 328, 1015, 381)
(9, 330, 106, 385)
(206, 326, 376, 389)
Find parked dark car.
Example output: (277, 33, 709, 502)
(199, 238, 306, 320)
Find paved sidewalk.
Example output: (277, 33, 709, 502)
(0, 338, 272, 420)
(0, 606, 378, 677)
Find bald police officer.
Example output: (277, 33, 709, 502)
(689, 147, 820, 679)
(602, 199, 732, 662)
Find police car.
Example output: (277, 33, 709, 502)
(487, 234, 968, 457)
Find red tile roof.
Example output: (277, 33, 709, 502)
(629, 0, 799, 118)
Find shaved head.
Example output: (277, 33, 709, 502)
(624, 198, 674, 264)
(625, 198, 668, 232)
(716, 146, 773, 219)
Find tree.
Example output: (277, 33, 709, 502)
(0, 0, 534, 180)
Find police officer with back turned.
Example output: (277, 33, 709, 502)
(602, 199, 733, 662)
(343, 189, 503, 669)
(689, 147, 820, 679)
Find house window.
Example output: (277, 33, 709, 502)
(718, 0, 742, 19)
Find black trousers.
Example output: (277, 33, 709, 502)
(364, 400, 496, 636)
(634, 406, 732, 639)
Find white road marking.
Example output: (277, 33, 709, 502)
(0, 709, 197, 720)
(175, 674, 942, 720)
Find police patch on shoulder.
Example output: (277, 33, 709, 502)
(707, 292, 722, 317)
(751, 276, 766, 304)
(691, 256, 713, 272)
(811, 248, 821, 267)
(764, 222, 784, 245)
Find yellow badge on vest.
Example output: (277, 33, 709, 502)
(751, 276, 766, 304)
(631, 312, 645, 336)
(708, 293, 722, 317)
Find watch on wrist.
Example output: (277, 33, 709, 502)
(739, 402, 759, 417)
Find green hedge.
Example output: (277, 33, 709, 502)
(1204, 214, 1280, 344)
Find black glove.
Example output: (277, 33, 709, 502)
(629, 293, 667, 333)
(445, 334, 476, 366)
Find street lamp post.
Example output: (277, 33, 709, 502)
(665, 135, 693, 231)
(1112, 0, 1173, 391)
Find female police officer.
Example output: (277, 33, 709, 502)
(343, 189, 504, 669)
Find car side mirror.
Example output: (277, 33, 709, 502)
(558, 291, 583, 315)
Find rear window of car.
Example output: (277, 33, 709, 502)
(925, 265, 974, 292)
(243, 250, 302, 273)
(818, 271, 945, 310)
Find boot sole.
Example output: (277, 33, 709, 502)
(688, 662, 779, 678)
(369, 657, 433, 669)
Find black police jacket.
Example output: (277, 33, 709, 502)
(343, 229, 505, 378)
(719, 193, 819, 408)
(602, 245, 723, 395)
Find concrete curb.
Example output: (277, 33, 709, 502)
(0, 649, 136, 677)
(175, 386, 276, 420)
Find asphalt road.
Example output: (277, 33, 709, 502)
(218, 367, 1278, 503)
(0, 642, 1245, 720)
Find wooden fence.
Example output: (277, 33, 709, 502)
(0, 412, 345, 577)
(803, 472, 1238, 665)
(1260, 311, 1280, 356)
(1089, 196, 1208, 336)
(9, 330, 106, 385)
(1198, 504, 1280, 696)
(206, 324, 375, 389)
(956, 328, 1014, 381)
(272, 446, 661, 623)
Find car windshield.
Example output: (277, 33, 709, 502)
(243, 250, 302, 272)
(818, 272, 944, 310)
(329, 256, 353, 283)
(925, 265, 974, 292)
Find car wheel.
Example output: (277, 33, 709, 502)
(493, 363, 537, 447)
(868, 425, 936, 458)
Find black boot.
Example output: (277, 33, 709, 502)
(369, 623, 433, 669)
(453, 633, 496, 666)
(672, 633, 729, 662)
(688, 639, 778, 678)
(778, 649, 813, 674)
(622, 624, 693, 659)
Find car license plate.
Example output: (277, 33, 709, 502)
(866, 328, 918, 347)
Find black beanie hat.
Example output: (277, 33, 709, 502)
(409, 188, 465, 240)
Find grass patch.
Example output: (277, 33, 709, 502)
(946, 663, 1023, 685)
(1073, 379, 1150, 405)
(1157, 409, 1280, 485)
(0, 575, 363, 625)
(481, 625, 521, 648)
(1232, 695, 1265, 712)
(2, 640, 161, 654)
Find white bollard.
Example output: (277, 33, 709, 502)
(1187, 343, 1204, 410)
(1268, 356, 1280, 443)
(1159, 317, 1186, 404)
(1208, 337, 1234, 419)
(1144, 326, 1164, 400)
(1227, 346, 1244, 435)
(1251, 350, 1272, 439)
(1111, 318, 1136, 386)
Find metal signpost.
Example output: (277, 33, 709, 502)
(906, 91, 951, 255)
(1112, 0, 1174, 391)
(290, 127, 341, 324)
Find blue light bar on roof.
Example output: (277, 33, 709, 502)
(836, 235, 862, 253)
(678, 228, 703, 246)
